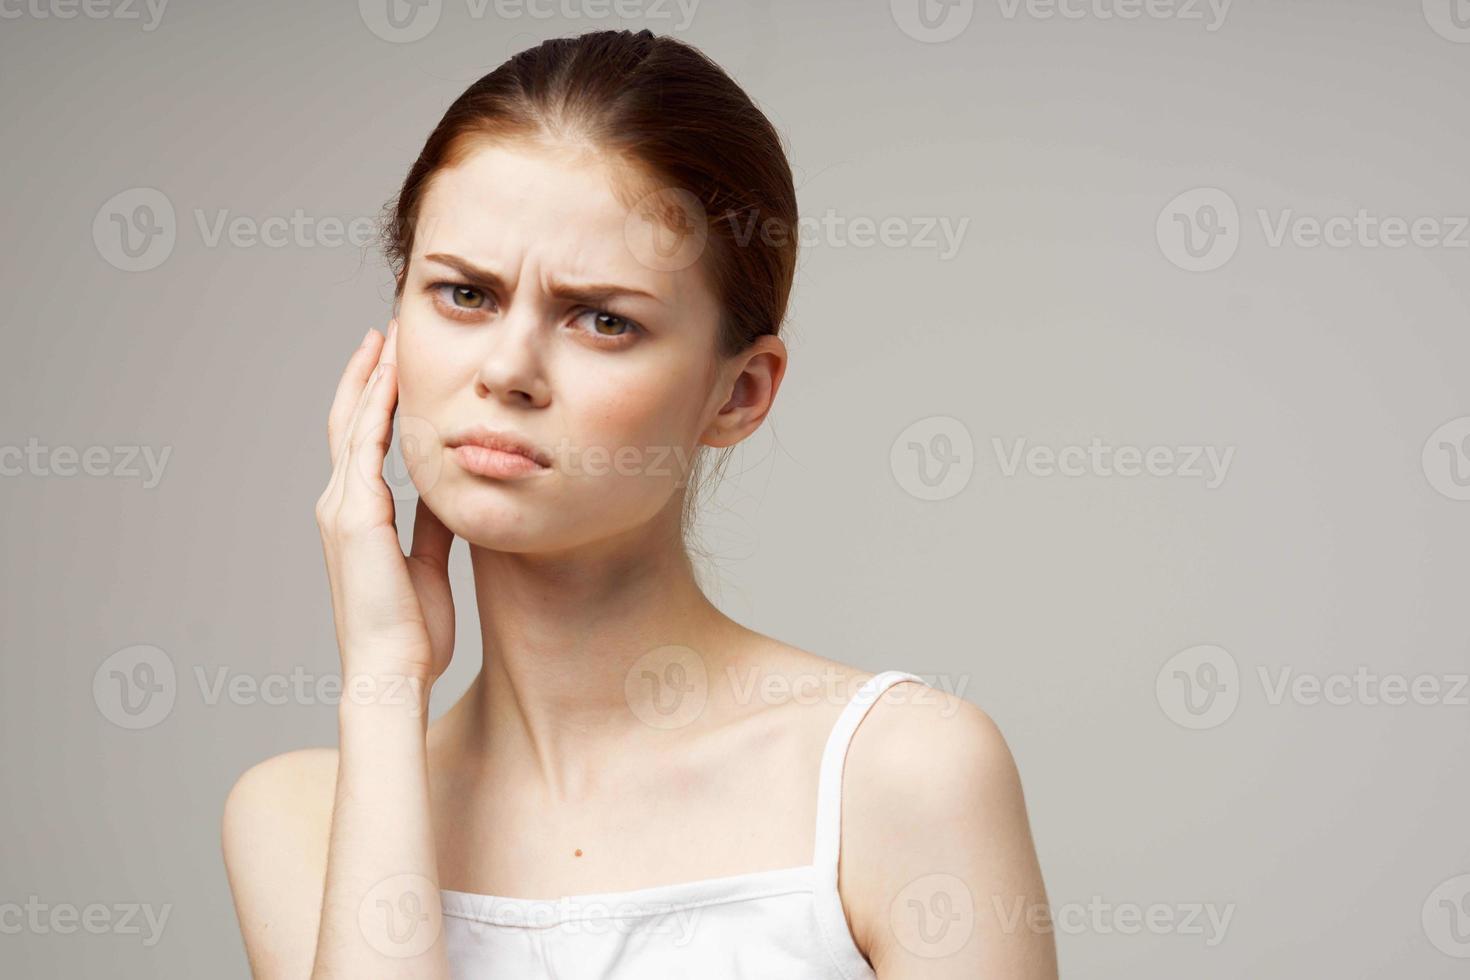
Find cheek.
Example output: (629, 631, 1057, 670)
(392, 352, 429, 435)
(575, 373, 701, 449)
(392, 326, 458, 419)
(559, 373, 706, 491)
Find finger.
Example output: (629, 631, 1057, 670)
(328, 328, 384, 464)
(408, 495, 453, 571)
(382, 318, 399, 367)
(328, 328, 381, 455)
(321, 343, 387, 509)
(323, 343, 392, 511)
(342, 360, 399, 502)
(333, 327, 395, 477)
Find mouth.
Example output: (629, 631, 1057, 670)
(444, 427, 553, 479)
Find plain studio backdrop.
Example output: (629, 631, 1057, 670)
(2, 0, 1467, 976)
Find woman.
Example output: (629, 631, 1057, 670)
(222, 29, 1056, 979)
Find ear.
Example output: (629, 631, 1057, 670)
(700, 334, 788, 449)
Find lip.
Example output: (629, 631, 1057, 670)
(445, 426, 553, 478)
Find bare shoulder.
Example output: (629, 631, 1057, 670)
(847, 681, 1022, 820)
(221, 747, 338, 977)
(723, 634, 879, 709)
(839, 682, 1058, 979)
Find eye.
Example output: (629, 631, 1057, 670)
(573, 309, 643, 345)
(429, 282, 494, 319)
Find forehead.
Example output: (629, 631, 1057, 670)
(412, 141, 675, 293)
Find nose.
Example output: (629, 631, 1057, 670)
(473, 304, 550, 407)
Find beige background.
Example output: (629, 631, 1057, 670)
(2, 0, 1468, 976)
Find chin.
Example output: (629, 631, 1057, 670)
(424, 487, 536, 546)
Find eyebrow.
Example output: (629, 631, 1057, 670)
(422, 252, 664, 307)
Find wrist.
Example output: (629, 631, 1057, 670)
(336, 666, 434, 719)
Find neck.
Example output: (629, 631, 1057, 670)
(441, 508, 748, 799)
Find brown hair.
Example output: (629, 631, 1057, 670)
(379, 30, 799, 546)
(379, 28, 793, 362)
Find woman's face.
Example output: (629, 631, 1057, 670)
(393, 140, 743, 553)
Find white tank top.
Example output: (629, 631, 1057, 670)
(439, 669, 927, 979)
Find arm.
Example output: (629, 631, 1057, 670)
(844, 686, 1059, 979)
(311, 669, 446, 977)
(222, 748, 337, 978)
(223, 321, 458, 978)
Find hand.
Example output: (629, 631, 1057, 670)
(314, 320, 456, 686)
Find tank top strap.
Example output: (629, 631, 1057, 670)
(811, 669, 928, 875)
